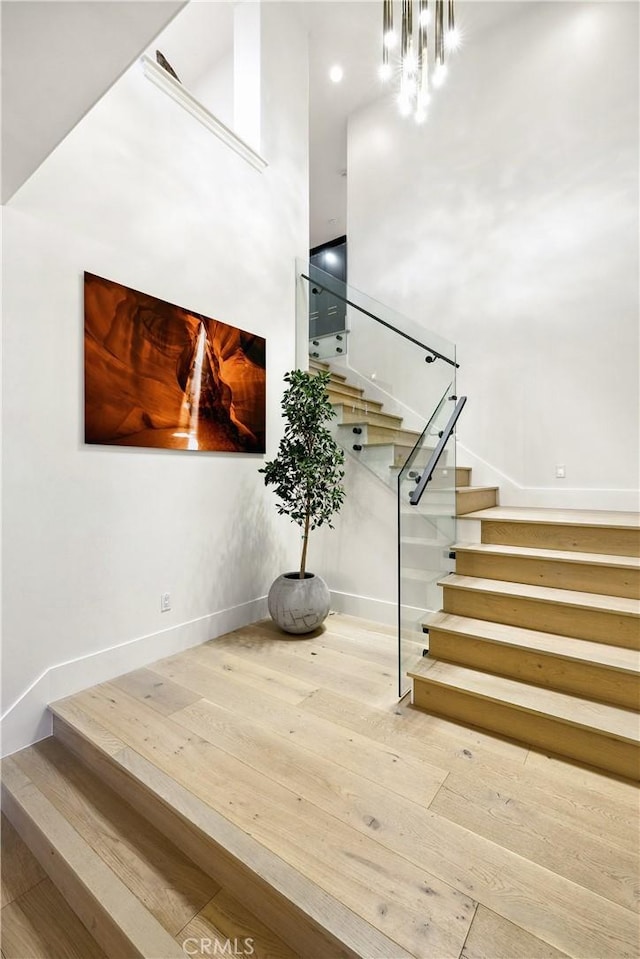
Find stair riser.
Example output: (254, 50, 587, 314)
(338, 424, 421, 447)
(455, 552, 640, 600)
(457, 489, 498, 515)
(52, 716, 359, 959)
(392, 467, 466, 489)
(481, 522, 640, 558)
(334, 406, 403, 430)
(428, 630, 639, 709)
(325, 383, 365, 400)
(329, 394, 383, 412)
(411, 680, 639, 780)
(442, 587, 640, 650)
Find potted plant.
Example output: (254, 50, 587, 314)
(260, 368, 345, 634)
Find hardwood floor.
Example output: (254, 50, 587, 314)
(4, 612, 639, 958)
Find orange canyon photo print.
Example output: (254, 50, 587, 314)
(84, 272, 266, 453)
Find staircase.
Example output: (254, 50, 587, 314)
(310, 358, 640, 781)
(410, 507, 640, 781)
(1, 736, 303, 958)
(309, 358, 497, 513)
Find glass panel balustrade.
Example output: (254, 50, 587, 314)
(297, 259, 460, 697)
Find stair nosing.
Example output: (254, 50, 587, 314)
(452, 542, 640, 570)
(424, 612, 640, 675)
(439, 574, 640, 617)
(408, 662, 640, 744)
(459, 507, 640, 530)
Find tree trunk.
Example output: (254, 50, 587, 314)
(300, 506, 311, 578)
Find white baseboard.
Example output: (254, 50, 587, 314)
(329, 589, 428, 633)
(329, 589, 397, 626)
(1, 596, 268, 758)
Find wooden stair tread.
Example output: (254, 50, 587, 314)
(461, 507, 640, 529)
(453, 542, 640, 570)
(1, 753, 185, 958)
(327, 382, 367, 396)
(457, 486, 499, 494)
(333, 405, 404, 428)
(440, 574, 640, 616)
(425, 612, 640, 674)
(7, 737, 222, 940)
(408, 661, 640, 743)
(329, 395, 385, 413)
(358, 425, 422, 444)
(308, 361, 348, 383)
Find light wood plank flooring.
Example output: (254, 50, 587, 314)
(38, 612, 639, 959)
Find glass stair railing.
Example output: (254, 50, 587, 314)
(297, 259, 464, 697)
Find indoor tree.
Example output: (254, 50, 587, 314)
(260, 369, 345, 578)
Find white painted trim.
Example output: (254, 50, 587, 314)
(458, 441, 639, 512)
(141, 55, 268, 173)
(329, 588, 430, 631)
(1, 596, 268, 757)
(330, 589, 396, 626)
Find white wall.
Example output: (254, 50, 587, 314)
(347, 1, 639, 509)
(1, 2, 308, 754)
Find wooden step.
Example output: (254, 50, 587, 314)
(47, 699, 408, 959)
(440, 574, 640, 649)
(408, 659, 640, 780)
(328, 391, 384, 414)
(1, 812, 109, 958)
(348, 424, 422, 447)
(425, 612, 640, 709)
(1, 752, 186, 958)
(463, 507, 640, 557)
(395, 466, 472, 488)
(309, 359, 347, 383)
(333, 404, 404, 430)
(454, 542, 640, 599)
(3, 739, 303, 959)
(456, 487, 499, 515)
(326, 382, 368, 401)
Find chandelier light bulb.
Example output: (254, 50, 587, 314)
(445, 27, 461, 51)
(383, 0, 460, 121)
(384, 29, 398, 49)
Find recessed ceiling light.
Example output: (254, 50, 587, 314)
(329, 65, 344, 83)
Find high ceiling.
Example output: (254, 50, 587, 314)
(303, 1, 527, 247)
(2, 0, 525, 244)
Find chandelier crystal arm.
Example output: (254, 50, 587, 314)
(381, 0, 458, 120)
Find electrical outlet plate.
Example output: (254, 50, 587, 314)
(556, 465, 566, 479)
(161, 592, 171, 612)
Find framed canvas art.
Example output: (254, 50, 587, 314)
(84, 272, 266, 453)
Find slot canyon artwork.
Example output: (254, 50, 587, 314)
(84, 272, 266, 452)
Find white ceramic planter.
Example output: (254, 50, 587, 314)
(267, 572, 331, 635)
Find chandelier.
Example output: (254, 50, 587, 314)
(381, 0, 460, 122)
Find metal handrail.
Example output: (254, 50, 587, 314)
(409, 396, 467, 505)
(301, 271, 458, 368)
